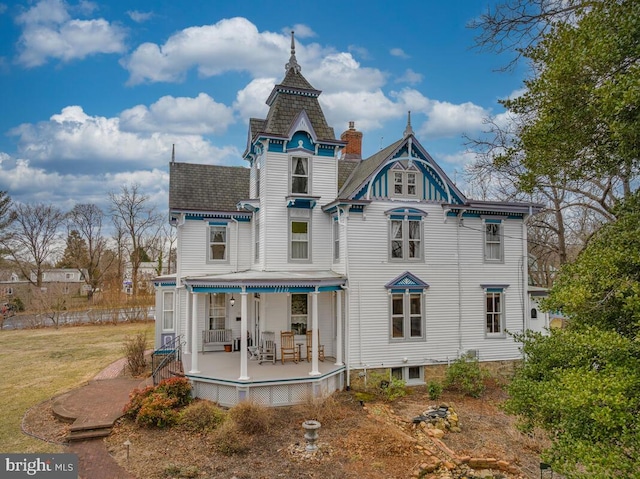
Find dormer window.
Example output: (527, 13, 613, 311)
(391, 162, 418, 198)
(291, 157, 309, 194)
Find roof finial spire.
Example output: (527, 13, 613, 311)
(171, 143, 175, 163)
(403, 110, 414, 137)
(285, 30, 301, 73)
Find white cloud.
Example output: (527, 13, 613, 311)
(0, 155, 169, 213)
(282, 24, 315, 39)
(234, 78, 275, 122)
(395, 68, 423, 85)
(120, 93, 235, 135)
(421, 100, 489, 139)
(306, 52, 386, 93)
(348, 44, 370, 60)
(321, 90, 404, 132)
(8, 105, 240, 174)
(122, 17, 293, 84)
(127, 10, 153, 23)
(15, 0, 126, 67)
(439, 150, 478, 169)
(390, 47, 409, 59)
(393, 88, 431, 112)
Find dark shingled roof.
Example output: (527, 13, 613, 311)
(338, 160, 359, 191)
(248, 66, 336, 143)
(169, 162, 250, 212)
(339, 138, 405, 198)
(263, 90, 335, 140)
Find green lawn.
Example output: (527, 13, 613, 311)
(0, 322, 154, 453)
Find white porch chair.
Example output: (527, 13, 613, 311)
(258, 331, 276, 364)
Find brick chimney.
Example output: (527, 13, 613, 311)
(340, 121, 363, 160)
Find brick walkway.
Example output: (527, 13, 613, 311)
(55, 356, 150, 479)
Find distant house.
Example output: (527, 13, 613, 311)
(28, 268, 89, 295)
(0, 268, 90, 311)
(0, 271, 21, 301)
(153, 34, 543, 406)
(123, 261, 164, 295)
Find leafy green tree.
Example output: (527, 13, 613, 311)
(57, 230, 89, 269)
(503, 0, 639, 197)
(545, 192, 640, 340)
(506, 192, 640, 477)
(505, 328, 640, 478)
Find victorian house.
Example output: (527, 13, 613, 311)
(154, 35, 542, 406)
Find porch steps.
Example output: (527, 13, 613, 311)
(67, 416, 114, 442)
(67, 426, 112, 442)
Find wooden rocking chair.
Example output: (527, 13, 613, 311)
(306, 330, 325, 362)
(280, 331, 300, 364)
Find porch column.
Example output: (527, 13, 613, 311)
(189, 291, 200, 374)
(239, 290, 249, 381)
(335, 289, 343, 366)
(310, 290, 320, 376)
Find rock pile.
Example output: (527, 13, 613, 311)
(412, 404, 461, 437)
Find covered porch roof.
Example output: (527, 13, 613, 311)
(183, 269, 347, 293)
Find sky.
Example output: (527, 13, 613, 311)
(0, 0, 526, 215)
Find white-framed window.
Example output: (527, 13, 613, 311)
(485, 289, 505, 337)
(392, 167, 418, 197)
(290, 293, 308, 335)
(484, 220, 503, 262)
(390, 219, 422, 260)
(255, 157, 261, 198)
(333, 219, 339, 261)
(291, 156, 309, 194)
(289, 209, 311, 262)
(407, 172, 416, 196)
(254, 215, 260, 261)
(391, 366, 423, 385)
(390, 292, 424, 340)
(394, 171, 404, 195)
(162, 290, 174, 330)
(208, 224, 228, 262)
(209, 293, 226, 330)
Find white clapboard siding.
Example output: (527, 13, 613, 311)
(178, 220, 253, 276)
(343, 200, 526, 367)
(260, 152, 337, 271)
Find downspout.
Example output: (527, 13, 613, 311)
(358, 281, 363, 367)
(522, 205, 533, 333)
(231, 218, 239, 272)
(339, 205, 351, 388)
(456, 209, 466, 355)
(175, 214, 185, 350)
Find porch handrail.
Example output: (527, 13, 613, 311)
(152, 335, 184, 385)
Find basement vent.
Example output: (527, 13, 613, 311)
(464, 349, 479, 360)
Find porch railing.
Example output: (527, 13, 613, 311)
(151, 335, 184, 386)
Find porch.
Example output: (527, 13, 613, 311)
(183, 351, 345, 407)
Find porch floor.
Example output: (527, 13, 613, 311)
(182, 351, 343, 384)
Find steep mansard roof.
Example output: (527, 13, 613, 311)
(169, 162, 249, 212)
(245, 35, 336, 153)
